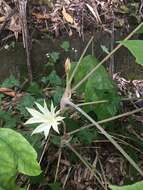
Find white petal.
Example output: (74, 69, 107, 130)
(26, 108, 43, 118)
(35, 102, 47, 114)
(55, 110, 61, 116)
(44, 128, 50, 139)
(32, 123, 51, 136)
(56, 116, 65, 122)
(50, 101, 56, 114)
(52, 124, 59, 133)
(43, 100, 50, 114)
(25, 117, 43, 124)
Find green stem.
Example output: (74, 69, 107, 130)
(68, 107, 143, 135)
(67, 100, 143, 176)
(77, 100, 108, 106)
(72, 22, 143, 91)
(68, 36, 94, 85)
(77, 97, 143, 106)
(98, 107, 143, 124)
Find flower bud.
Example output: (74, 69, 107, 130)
(64, 57, 71, 73)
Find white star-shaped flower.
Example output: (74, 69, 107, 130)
(25, 100, 64, 139)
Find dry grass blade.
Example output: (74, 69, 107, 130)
(67, 101, 143, 176)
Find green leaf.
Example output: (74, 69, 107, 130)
(0, 128, 41, 190)
(49, 52, 60, 63)
(51, 135, 61, 146)
(74, 55, 120, 120)
(109, 180, 143, 190)
(136, 26, 143, 34)
(0, 110, 17, 128)
(16, 94, 35, 117)
(77, 128, 97, 144)
(53, 86, 64, 105)
(60, 41, 70, 52)
(48, 182, 62, 190)
(27, 82, 42, 96)
(1, 75, 20, 88)
(65, 115, 97, 145)
(119, 40, 143, 66)
(47, 70, 62, 86)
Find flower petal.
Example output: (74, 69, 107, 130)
(32, 123, 51, 137)
(43, 100, 51, 114)
(26, 108, 43, 118)
(52, 124, 59, 133)
(44, 128, 50, 139)
(50, 101, 56, 114)
(35, 102, 47, 114)
(56, 116, 65, 122)
(25, 117, 43, 124)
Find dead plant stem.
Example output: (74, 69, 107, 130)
(72, 22, 143, 92)
(66, 143, 106, 190)
(67, 100, 143, 176)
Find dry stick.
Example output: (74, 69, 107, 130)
(72, 22, 143, 92)
(66, 143, 106, 190)
(67, 100, 143, 176)
(19, 0, 33, 82)
(68, 107, 143, 136)
(63, 167, 72, 188)
(27, 135, 51, 190)
(54, 147, 62, 182)
(98, 156, 108, 190)
(68, 36, 94, 85)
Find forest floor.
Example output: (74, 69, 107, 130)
(0, 1, 143, 190)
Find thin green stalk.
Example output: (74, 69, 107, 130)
(67, 100, 143, 176)
(72, 22, 143, 92)
(98, 107, 143, 124)
(27, 135, 51, 190)
(75, 97, 143, 108)
(66, 143, 106, 190)
(68, 107, 143, 135)
(77, 100, 108, 106)
(68, 36, 94, 85)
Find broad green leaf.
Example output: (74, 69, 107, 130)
(77, 128, 97, 144)
(53, 86, 64, 105)
(47, 70, 62, 86)
(74, 55, 120, 120)
(0, 128, 41, 190)
(0, 187, 7, 190)
(48, 52, 60, 63)
(27, 82, 42, 96)
(136, 26, 143, 34)
(109, 180, 143, 190)
(16, 94, 35, 117)
(120, 40, 143, 66)
(65, 118, 97, 144)
(48, 182, 62, 190)
(1, 75, 20, 88)
(0, 110, 17, 128)
(60, 41, 70, 52)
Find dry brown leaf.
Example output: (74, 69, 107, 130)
(86, 3, 102, 24)
(62, 6, 74, 24)
(0, 87, 16, 97)
(32, 12, 50, 20)
(0, 16, 6, 23)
